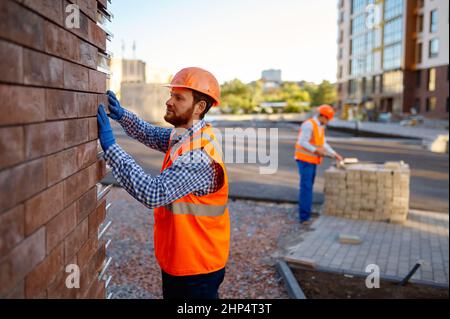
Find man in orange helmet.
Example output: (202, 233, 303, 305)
(294, 105, 343, 225)
(97, 67, 230, 299)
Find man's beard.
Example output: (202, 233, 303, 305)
(164, 105, 195, 127)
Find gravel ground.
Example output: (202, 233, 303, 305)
(104, 187, 308, 299)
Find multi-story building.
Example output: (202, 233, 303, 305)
(262, 69, 282, 83)
(336, 0, 449, 119)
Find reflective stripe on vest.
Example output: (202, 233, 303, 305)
(295, 118, 325, 164)
(154, 124, 230, 276)
(164, 202, 227, 217)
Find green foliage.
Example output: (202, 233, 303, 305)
(219, 78, 335, 114)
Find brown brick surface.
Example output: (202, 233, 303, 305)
(46, 147, 78, 187)
(0, 126, 25, 170)
(0, 205, 25, 257)
(46, 202, 78, 253)
(44, 20, 80, 64)
(0, 0, 45, 50)
(24, 182, 64, 235)
(89, 70, 107, 93)
(0, 159, 46, 214)
(21, 0, 64, 26)
(77, 93, 98, 117)
(23, 49, 64, 88)
(0, 85, 46, 126)
(64, 218, 88, 263)
(25, 121, 65, 160)
(64, 118, 89, 148)
(0, 227, 46, 297)
(77, 187, 97, 222)
(25, 242, 64, 298)
(0, 0, 107, 299)
(46, 89, 78, 120)
(0, 39, 23, 83)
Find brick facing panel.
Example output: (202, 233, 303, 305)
(0, 85, 46, 126)
(0, 227, 46, 297)
(0, 39, 23, 83)
(24, 182, 64, 236)
(46, 202, 78, 253)
(23, 49, 64, 88)
(25, 121, 65, 160)
(0, 0, 45, 50)
(0, 126, 25, 170)
(0, 158, 46, 214)
(25, 242, 64, 298)
(46, 89, 78, 120)
(0, 205, 25, 257)
(0, 0, 108, 299)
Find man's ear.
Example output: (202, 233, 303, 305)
(195, 100, 207, 116)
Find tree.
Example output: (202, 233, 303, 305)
(221, 79, 258, 114)
(310, 80, 337, 106)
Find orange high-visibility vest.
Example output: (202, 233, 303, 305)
(295, 118, 325, 165)
(153, 124, 230, 276)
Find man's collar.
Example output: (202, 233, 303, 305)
(313, 115, 324, 127)
(171, 119, 207, 145)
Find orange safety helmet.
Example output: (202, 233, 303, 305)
(164, 67, 221, 106)
(317, 104, 335, 120)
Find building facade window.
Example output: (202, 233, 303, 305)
(429, 38, 439, 58)
(416, 70, 422, 88)
(430, 9, 438, 33)
(351, 14, 366, 35)
(383, 43, 402, 70)
(382, 70, 403, 93)
(384, 0, 404, 21)
(426, 97, 437, 112)
(351, 34, 366, 56)
(352, 0, 367, 15)
(416, 42, 423, 64)
(417, 14, 424, 33)
(351, 57, 366, 76)
(413, 98, 421, 113)
(428, 68, 436, 91)
(384, 17, 403, 45)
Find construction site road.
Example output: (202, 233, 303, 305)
(105, 120, 449, 213)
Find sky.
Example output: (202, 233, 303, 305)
(108, 0, 338, 85)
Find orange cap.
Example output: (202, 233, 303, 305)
(317, 104, 335, 120)
(164, 67, 221, 106)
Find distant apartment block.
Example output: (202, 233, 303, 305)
(336, 0, 449, 119)
(262, 69, 282, 83)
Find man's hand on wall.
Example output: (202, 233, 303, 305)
(107, 90, 125, 121)
(97, 105, 116, 152)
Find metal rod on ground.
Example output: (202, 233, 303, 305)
(398, 261, 423, 286)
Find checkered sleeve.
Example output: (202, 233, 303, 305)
(103, 143, 218, 209)
(118, 109, 172, 153)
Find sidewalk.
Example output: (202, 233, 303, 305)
(329, 119, 448, 142)
(283, 210, 449, 285)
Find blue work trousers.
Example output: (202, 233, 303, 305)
(297, 160, 317, 222)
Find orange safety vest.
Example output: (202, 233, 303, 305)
(295, 118, 325, 165)
(153, 124, 230, 276)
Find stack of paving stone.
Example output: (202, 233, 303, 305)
(323, 161, 410, 223)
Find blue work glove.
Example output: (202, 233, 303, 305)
(97, 105, 116, 152)
(107, 90, 124, 121)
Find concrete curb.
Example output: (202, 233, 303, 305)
(275, 260, 307, 299)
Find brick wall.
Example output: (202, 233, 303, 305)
(0, 0, 111, 298)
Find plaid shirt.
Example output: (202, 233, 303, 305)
(104, 110, 223, 209)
